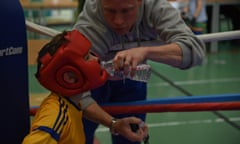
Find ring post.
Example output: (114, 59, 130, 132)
(0, 0, 30, 143)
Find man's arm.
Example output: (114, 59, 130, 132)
(113, 43, 183, 71)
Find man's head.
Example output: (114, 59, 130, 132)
(36, 30, 108, 97)
(100, 0, 142, 35)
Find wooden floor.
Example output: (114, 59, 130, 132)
(28, 41, 240, 144)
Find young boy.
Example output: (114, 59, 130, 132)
(22, 30, 148, 144)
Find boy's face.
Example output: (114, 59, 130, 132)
(101, 0, 142, 35)
(84, 52, 99, 63)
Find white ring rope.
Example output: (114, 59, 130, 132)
(25, 20, 60, 37)
(198, 31, 240, 42)
(25, 20, 240, 42)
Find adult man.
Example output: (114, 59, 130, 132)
(73, 0, 205, 143)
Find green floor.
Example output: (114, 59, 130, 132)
(139, 44, 240, 144)
(28, 42, 240, 144)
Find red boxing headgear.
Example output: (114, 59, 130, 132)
(37, 30, 108, 97)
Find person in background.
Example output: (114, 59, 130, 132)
(182, 0, 208, 34)
(22, 30, 148, 144)
(220, 5, 240, 46)
(73, 0, 205, 143)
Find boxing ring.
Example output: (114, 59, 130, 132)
(26, 20, 240, 132)
(30, 93, 240, 114)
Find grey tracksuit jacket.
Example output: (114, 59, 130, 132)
(73, 0, 205, 69)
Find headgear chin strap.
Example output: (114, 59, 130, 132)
(37, 30, 108, 97)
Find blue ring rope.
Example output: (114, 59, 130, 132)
(102, 93, 240, 106)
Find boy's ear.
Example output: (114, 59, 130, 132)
(63, 72, 78, 84)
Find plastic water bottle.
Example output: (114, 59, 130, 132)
(101, 60, 151, 83)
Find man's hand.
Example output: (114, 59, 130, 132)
(113, 47, 147, 76)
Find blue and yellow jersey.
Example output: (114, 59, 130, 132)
(22, 93, 85, 144)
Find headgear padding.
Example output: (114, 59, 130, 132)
(37, 30, 108, 97)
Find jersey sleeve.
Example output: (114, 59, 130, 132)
(22, 96, 68, 143)
(22, 129, 58, 144)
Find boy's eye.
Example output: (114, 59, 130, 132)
(84, 52, 98, 61)
(84, 53, 90, 60)
(89, 51, 97, 57)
